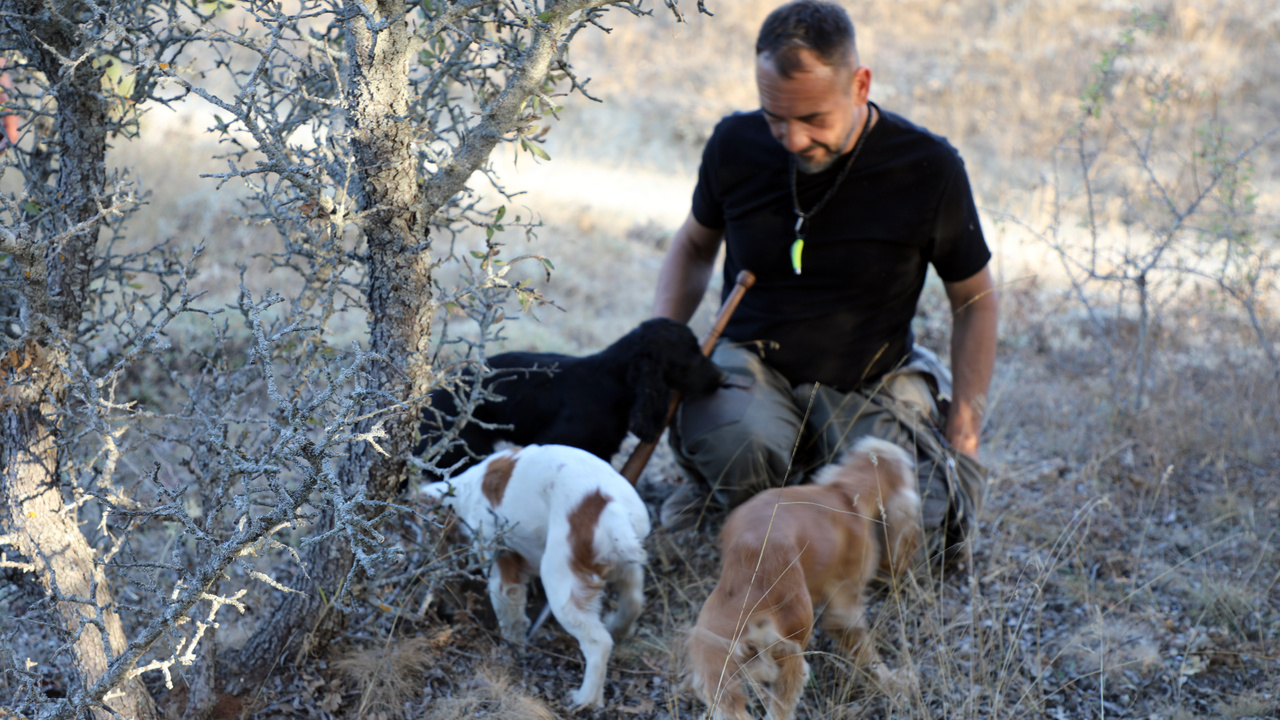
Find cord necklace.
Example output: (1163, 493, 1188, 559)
(789, 103, 875, 275)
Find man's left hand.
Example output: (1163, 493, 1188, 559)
(943, 266, 998, 460)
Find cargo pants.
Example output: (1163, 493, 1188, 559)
(669, 342, 987, 558)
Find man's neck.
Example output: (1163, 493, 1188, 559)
(840, 101, 878, 156)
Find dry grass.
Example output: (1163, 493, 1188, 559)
(421, 668, 559, 720)
(332, 634, 444, 719)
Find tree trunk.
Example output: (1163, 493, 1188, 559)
(0, 2, 159, 716)
(1, 352, 157, 720)
(343, 0, 434, 503)
(234, 0, 603, 677)
(234, 0, 431, 673)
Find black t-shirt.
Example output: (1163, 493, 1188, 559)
(692, 104, 990, 390)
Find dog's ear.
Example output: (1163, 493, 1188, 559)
(678, 347, 726, 396)
(627, 353, 671, 443)
(651, 321, 724, 396)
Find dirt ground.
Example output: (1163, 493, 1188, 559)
(179, 335, 1278, 719)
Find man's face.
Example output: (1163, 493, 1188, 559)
(756, 48, 870, 174)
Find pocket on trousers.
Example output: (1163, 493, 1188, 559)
(677, 373, 756, 440)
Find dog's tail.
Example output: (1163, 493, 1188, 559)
(685, 620, 808, 720)
(845, 436, 922, 575)
(593, 500, 647, 569)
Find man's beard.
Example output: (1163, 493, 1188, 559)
(794, 148, 840, 174)
(793, 109, 863, 174)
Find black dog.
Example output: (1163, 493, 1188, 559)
(417, 318, 724, 474)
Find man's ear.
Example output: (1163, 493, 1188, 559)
(851, 65, 872, 104)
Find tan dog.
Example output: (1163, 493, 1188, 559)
(685, 436, 921, 720)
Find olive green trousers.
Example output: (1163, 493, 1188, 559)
(669, 342, 987, 556)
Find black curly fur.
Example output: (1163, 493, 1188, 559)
(417, 318, 724, 475)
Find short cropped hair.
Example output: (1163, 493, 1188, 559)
(755, 0, 858, 77)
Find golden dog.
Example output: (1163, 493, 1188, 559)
(685, 436, 921, 720)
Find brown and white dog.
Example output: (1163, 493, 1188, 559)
(420, 444, 650, 709)
(685, 436, 922, 720)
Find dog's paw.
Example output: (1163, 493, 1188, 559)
(498, 617, 530, 644)
(870, 662, 917, 698)
(568, 684, 605, 710)
(603, 611, 634, 640)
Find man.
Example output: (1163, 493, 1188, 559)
(655, 0, 997, 559)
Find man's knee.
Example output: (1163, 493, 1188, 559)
(675, 412, 799, 505)
(671, 349, 802, 506)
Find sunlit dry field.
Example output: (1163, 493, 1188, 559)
(7, 0, 1280, 718)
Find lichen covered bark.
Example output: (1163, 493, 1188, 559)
(0, 0, 158, 716)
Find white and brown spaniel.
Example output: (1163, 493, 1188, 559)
(685, 437, 922, 720)
(420, 444, 650, 709)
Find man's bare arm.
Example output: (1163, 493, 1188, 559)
(943, 265, 998, 459)
(653, 212, 724, 322)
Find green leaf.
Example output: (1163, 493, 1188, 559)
(21, 200, 40, 214)
(540, 257, 554, 271)
(527, 143, 551, 162)
(485, 226, 495, 240)
(495, 205, 506, 223)
(537, 10, 553, 22)
(470, 250, 485, 259)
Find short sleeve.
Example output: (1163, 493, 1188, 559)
(930, 157, 990, 282)
(691, 123, 727, 230)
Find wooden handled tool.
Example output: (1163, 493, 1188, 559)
(620, 269, 756, 485)
(527, 271, 756, 641)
